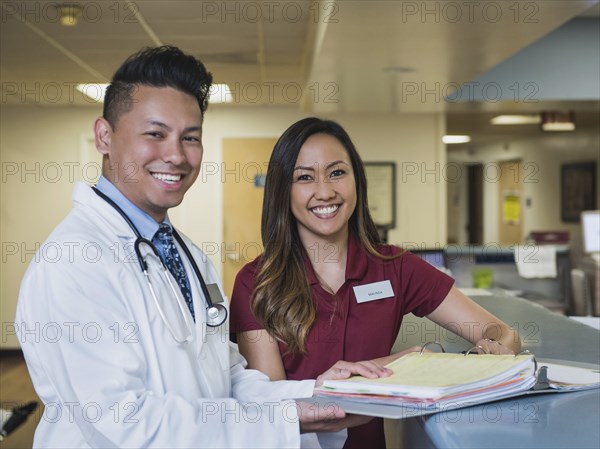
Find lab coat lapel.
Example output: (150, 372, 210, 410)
(79, 182, 231, 397)
(176, 236, 232, 398)
(73, 182, 137, 240)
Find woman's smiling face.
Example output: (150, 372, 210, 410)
(290, 133, 357, 244)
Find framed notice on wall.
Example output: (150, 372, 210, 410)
(561, 162, 597, 222)
(364, 162, 396, 229)
(503, 191, 521, 224)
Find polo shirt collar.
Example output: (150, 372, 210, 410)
(304, 249, 319, 286)
(303, 231, 369, 285)
(346, 231, 369, 280)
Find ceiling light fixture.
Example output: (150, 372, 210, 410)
(209, 84, 233, 104)
(76, 84, 108, 103)
(540, 111, 576, 132)
(56, 3, 82, 26)
(442, 135, 471, 144)
(75, 83, 234, 105)
(491, 115, 541, 125)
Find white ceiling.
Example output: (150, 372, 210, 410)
(1, 0, 317, 106)
(1, 0, 599, 145)
(306, 0, 599, 114)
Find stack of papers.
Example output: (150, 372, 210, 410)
(316, 353, 599, 412)
(317, 353, 536, 409)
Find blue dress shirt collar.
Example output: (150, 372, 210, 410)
(95, 176, 171, 240)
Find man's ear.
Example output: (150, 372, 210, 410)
(94, 117, 113, 156)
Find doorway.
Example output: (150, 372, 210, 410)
(222, 138, 277, 297)
(467, 164, 484, 244)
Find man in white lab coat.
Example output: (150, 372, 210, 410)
(16, 46, 384, 448)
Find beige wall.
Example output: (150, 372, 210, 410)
(174, 106, 449, 256)
(1, 105, 447, 348)
(2, 106, 100, 349)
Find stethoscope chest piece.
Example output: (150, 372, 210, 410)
(203, 282, 228, 327)
(207, 304, 227, 326)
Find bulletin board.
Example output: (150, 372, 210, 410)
(561, 161, 597, 222)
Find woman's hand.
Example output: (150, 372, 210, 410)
(315, 359, 392, 388)
(427, 287, 523, 354)
(474, 338, 515, 355)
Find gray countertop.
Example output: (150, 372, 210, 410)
(394, 290, 600, 449)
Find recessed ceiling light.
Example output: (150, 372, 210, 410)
(209, 84, 233, 104)
(442, 135, 471, 144)
(491, 115, 541, 125)
(55, 3, 82, 26)
(75, 83, 234, 105)
(76, 83, 108, 103)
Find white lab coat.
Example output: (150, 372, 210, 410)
(16, 183, 317, 448)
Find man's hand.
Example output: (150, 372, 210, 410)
(315, 359, 392, 388)
(296, 401, 373, 433)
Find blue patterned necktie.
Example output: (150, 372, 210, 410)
(152, 223, 195, 322)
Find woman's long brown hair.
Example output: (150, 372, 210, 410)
(251, 117, 386, 353)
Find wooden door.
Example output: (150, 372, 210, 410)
(222, 138, 277, 297)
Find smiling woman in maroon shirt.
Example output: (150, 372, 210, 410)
(229, 117, 521, 449)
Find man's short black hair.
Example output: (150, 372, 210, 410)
(103, 45, 213, 128)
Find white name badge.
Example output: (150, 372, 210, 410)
(353, 280, 394, 303)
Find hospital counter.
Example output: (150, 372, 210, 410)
(390, 289, 600, 449)
(444, 245, 572, 313)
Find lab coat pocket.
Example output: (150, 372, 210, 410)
(198, 321, 232, 397)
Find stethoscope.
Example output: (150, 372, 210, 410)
(93, 187, 227, 343)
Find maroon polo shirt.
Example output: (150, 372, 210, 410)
(230, 232, 454, 449)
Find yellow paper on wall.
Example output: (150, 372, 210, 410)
(503, 193, 520, 223)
